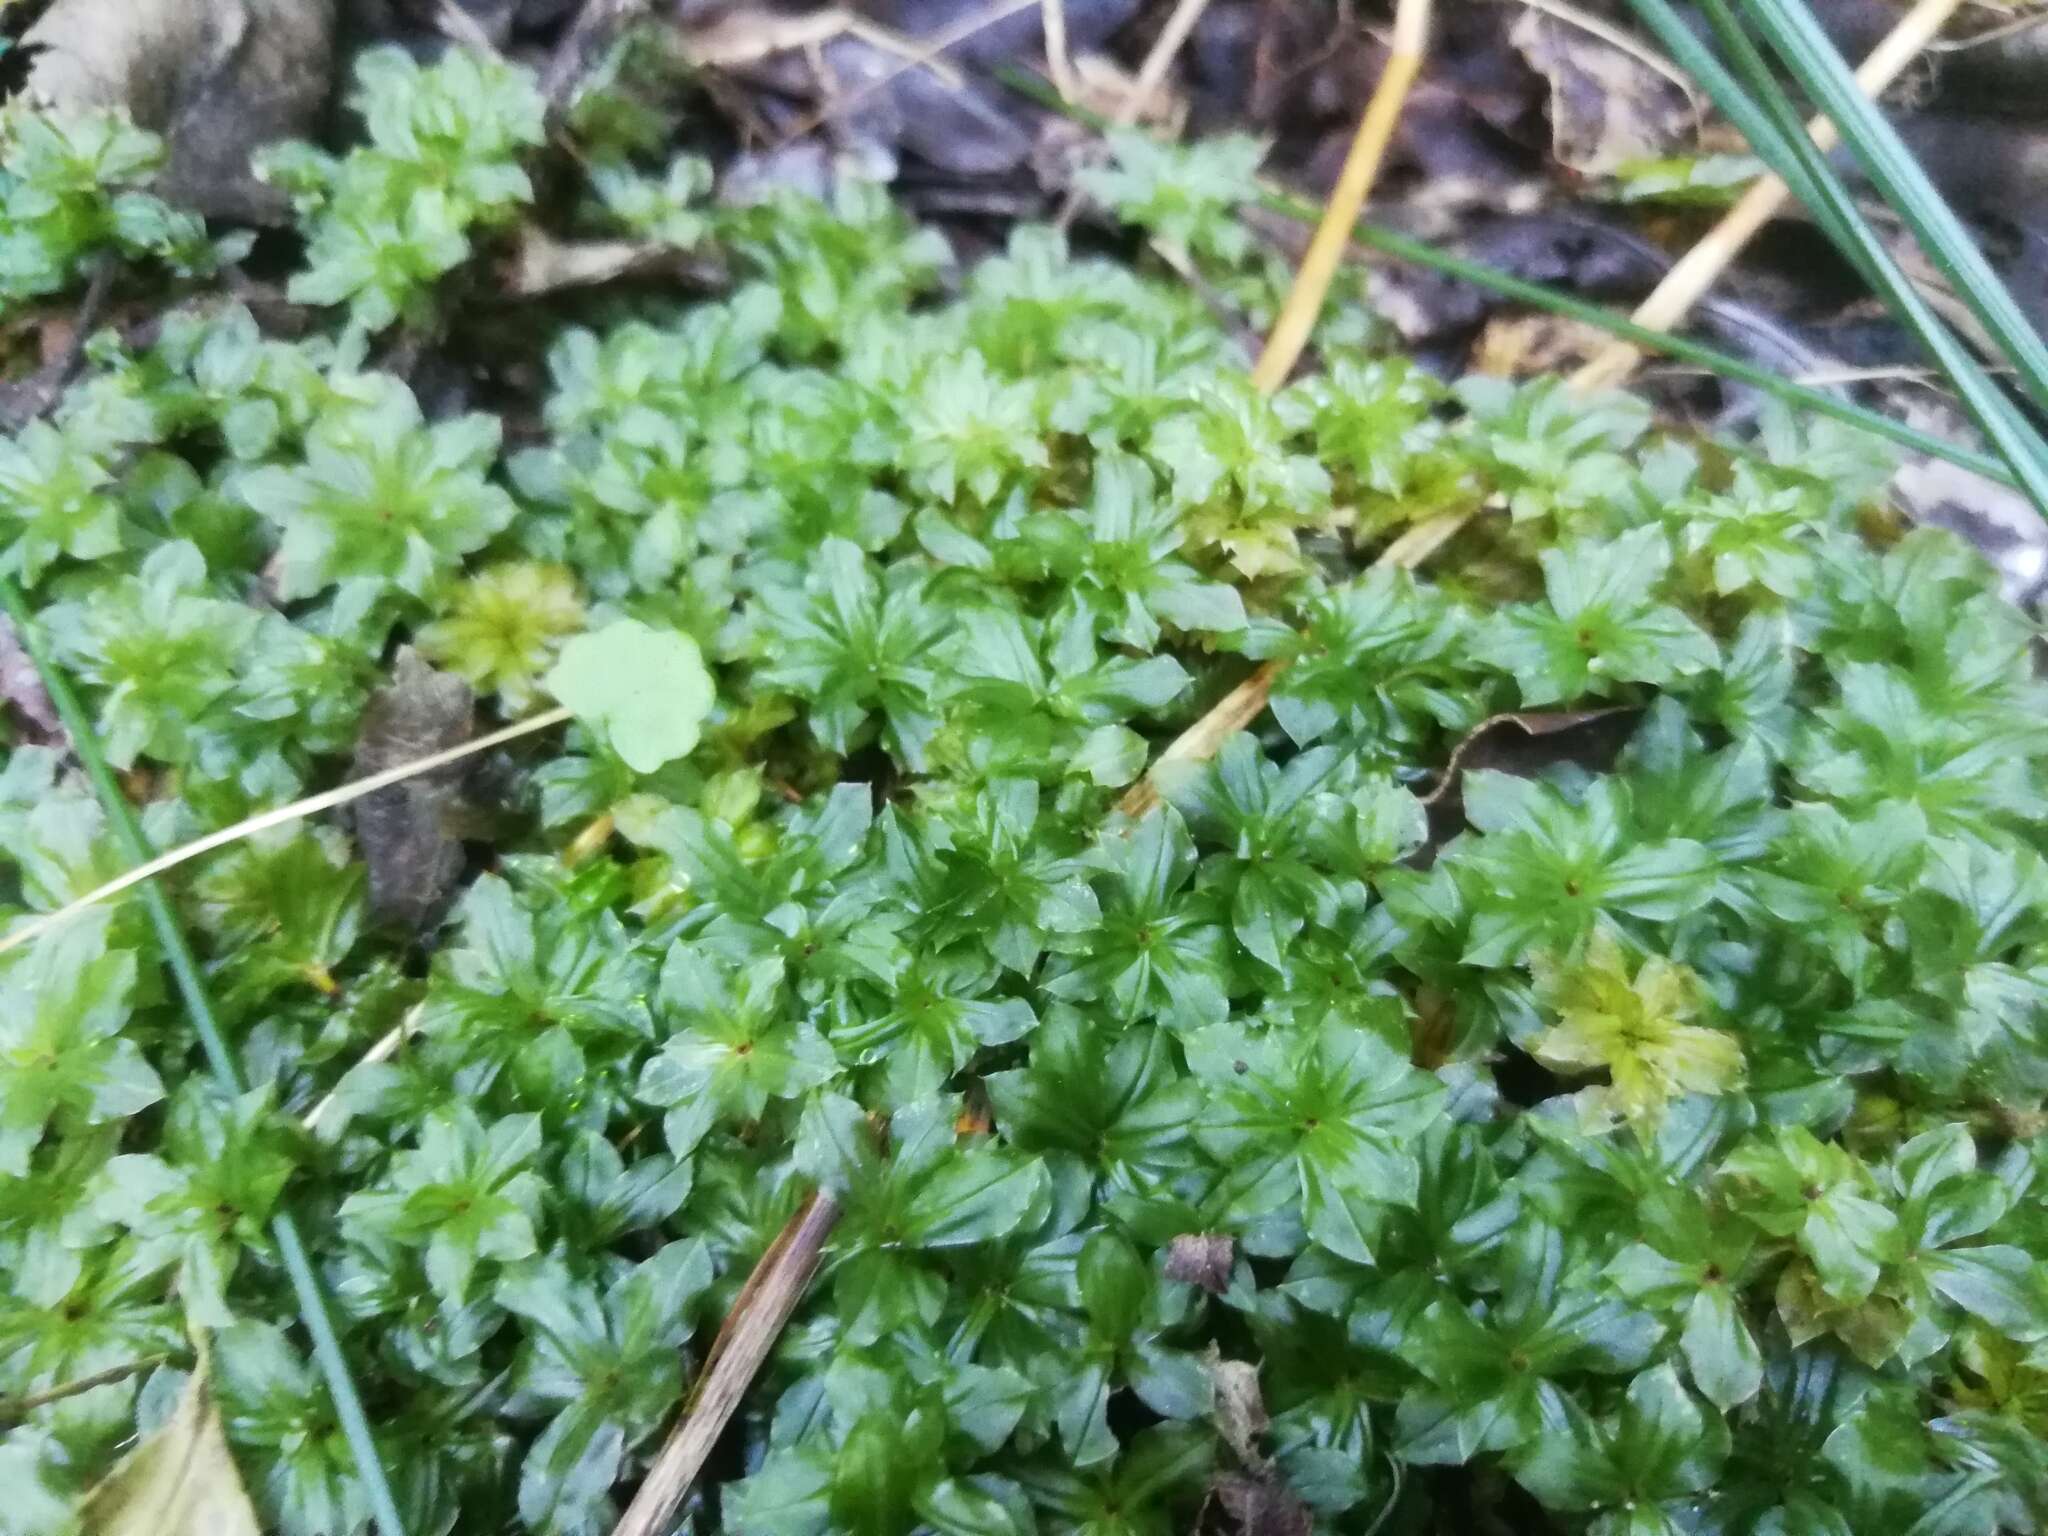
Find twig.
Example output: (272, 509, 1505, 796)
(301, 1008, 420, 1135)
(1040, 0, 1077, 99)
(1117, 662, 1284, 818)
(0, 1356, 172, 1427)
(1053, 0, 1219, 229)
(1929, 7, 2048, 50)
(0, 707, 571, 958)
(1116, 511, 1462, 817)
(1570, 0, 1967, 392)
(1112, 0, 1218, 128)
(772, 0, 1046, 144)
(1375, 507, 1473, 570)
(14, 252, 118, 426)
(608, 1192, 841, 1536)
(1102, 0, 1437, 814)
(682, 7, 965, 86)
(1250, 0, 1433, 392)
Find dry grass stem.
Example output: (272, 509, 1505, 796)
(1040, 0, 1078, 98)
(301, 1008, 422, 1135)
(0, 707, 572, 958)
(607, 1193, 841, 1536)
(1250, 0, 1433, 393)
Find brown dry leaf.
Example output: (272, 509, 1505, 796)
(24, 0, 332, 222)
(1164, 1233, 1235, 1295)
(1197, 1354, 1316, 1536)
(1421, 707, 1640, 809)
(350, 648, 475, 930)
(1471, 311, 1613, 377)
(0, 615, 63, 745)
(76, 1348, 261, 1536)
(1409, 982, 1457, 1070)
(1205, 1349, 1271, 1470)
(1204, 1474, 1315, 1536)
(501, 227, 729, 298)
(1509, 10, 1695, 176)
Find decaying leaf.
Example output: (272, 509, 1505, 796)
(1205, 1349, 1271, 1470)
(1894, 452, 2048, 608)
(1198, 1353, 1315, 1536)
(1421, 707, 1638, 808)
(1164, 1233, 1235, 1295)
(75, 1349, 260, 1536)
(1509, 11, 1696, 177)
(23, 0, 332, 221)
(1472, 312, 1613, 378)
(350, 647, 475, 930)
(500, 226, 728, 298)
(1203, 1474, 1314, 1536)
(0, 615, 64, 745)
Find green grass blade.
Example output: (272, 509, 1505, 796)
(1735, 0, 2048, 414)
(1624, 0, 2048, 516)
(0, 578, 412, 1536)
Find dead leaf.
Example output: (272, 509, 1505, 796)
(76, 1347, 260, 1536)
(1409, 982, 1457, 1070)
(350, 648, 475, 930)
(1472, 312, 1612, 378)
(501, 226, 730, 298)
(0, 615, 64, 745)
(1894, 453, 2048, 608)
(1421, 707, 1640, 809)
(1196, 1352, 1317, 1535)
(1205, 1349, 1271, 1471)
(24, 0, 333, 222)
(1164, 1233, 1234, 1295)
(1203, 1473, 1315, 1536)
(1509, 10, 1695, 177)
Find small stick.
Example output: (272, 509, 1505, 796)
(1118, 661, 1282, 818)
(1053, 0, 1218, 229)
(1108, 0, 1437, 813)
(1040, 0, 1078, 99)
(0, 707, 571, 958)
(773, 0, 1045, 144)
(1115, 510, 1464, 816)
(0, 1355, 171, 1427)
(609, 1192, 841, 1536)
(1111, 0, 1217, 127)
(682, 7, 965, 87)
(1251, 0, 1433, 393)
(1570, 0, 1967, 392)
(301, 1007, 420, 1135)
